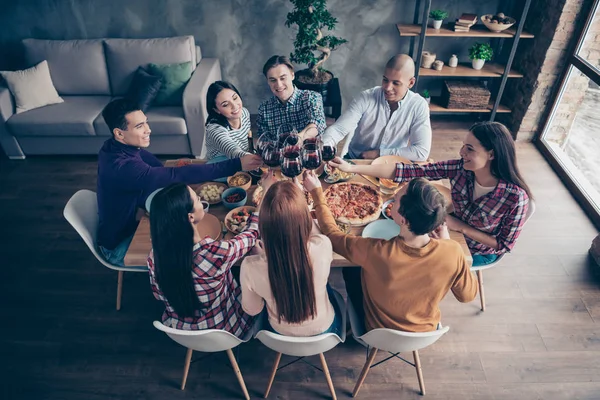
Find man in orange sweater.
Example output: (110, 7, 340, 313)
(303, 171, 477, 333)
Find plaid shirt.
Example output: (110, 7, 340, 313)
(147, 213, 259, 337)
(256, 87, 326, 140)
(394, 160, 529, 256)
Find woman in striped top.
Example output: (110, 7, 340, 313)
(205, 81, 252, 160)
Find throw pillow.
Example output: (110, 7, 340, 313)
(147, 61, 192, 106)
(0, 60, 63, 114)
(126, 67, 163, 112)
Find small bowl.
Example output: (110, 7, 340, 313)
(481, 14, 516, 32)
(197, 182, 228, 205)
(382, 199, 395, 220)
(227, 172, 252, 191)
(224, 206, 257, 234)
(221, 187, 248, 209)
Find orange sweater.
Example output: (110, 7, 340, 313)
(312, 187, 478, 332)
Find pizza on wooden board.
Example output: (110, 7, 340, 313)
(323, 182, 382, 225)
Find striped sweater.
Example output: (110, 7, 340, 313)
(206, 107, 252, 160)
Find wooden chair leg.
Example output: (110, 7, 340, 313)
(319, 353, 337, 400)
(181, 348, 193, 390)
(264, 352, 282, 398)
(352, 347, 378, 398)
(477, 270, 486, 311)
(116, 270, 124, 311)
(226, 348, 250, 400)
(413, 350, 425, 395)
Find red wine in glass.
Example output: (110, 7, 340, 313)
(303, 137, 318, 146)
(262, 144, 281, 167)
(281, 151, 303, 178)
(302, 144, 322, 170)
(322, 145, 336, 161)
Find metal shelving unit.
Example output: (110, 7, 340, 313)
(403, 0, 533, 120)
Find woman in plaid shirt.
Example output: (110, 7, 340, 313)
(147, 183, 258, 337)
(330, 122, 532, 267)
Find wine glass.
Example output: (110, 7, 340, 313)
(302, 140, 322, 171)
(322, 142, 337, 162)
(255, 133, 271, 157)
(277, 123, 298, 149)
(262, 141, 281, 169)
(281, 149, 303, 179)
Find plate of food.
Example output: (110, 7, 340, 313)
(224, 206, 257, 234)
(382, 199, 394, 219)
(323, 182, 383, 226)
(227, 172, 252, 191)
(324, 160, 355, 183)
(197, 182, 228, 205)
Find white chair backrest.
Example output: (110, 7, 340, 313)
(153, 321, 246, 352)
(359, 326, 450, 354)
(255, 288, 346, 358)
(63, 190, 111, 266)
(524, 199, 536, 224)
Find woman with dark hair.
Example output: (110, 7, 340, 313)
(205, 81, 252, 160)
(240, 178, 339, 336)
(329, 121, 531, 266)
(147, 183, 259, 337)
(256, 55, 326, 141)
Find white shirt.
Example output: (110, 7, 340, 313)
(322, 87, 432, 161)
(473, 179, 496, 200)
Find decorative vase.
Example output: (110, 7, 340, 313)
(449, 54, 458, 68)
(421, 52, 436, 69)
(432, 60, 444, 71)
(425, 97, 431, 104)
(432, 19, 443, 29)
(472, 59, 485, 70)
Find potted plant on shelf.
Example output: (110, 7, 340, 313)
(422, 89, 431, 104)
(285, 0, 347, 113)
(429, 9, 449, 29)
(468, 42, 493, 70)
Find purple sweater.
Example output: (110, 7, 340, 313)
(97, 139, 241, 250)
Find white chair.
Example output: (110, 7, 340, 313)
(347, 297, 449, 397)
(470, 199, 536, 311)
(63, 189, 147, 310)
(153, 321, 252, 399)
(255, 288, 347, 400)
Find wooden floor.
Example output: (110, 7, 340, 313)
(1, 121, 600, 400)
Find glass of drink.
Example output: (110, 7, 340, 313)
(302, 141, 322, 171)
(277, 123, 298, 149)
(281, 149, 303, 178)
(262, 142, 281, 169)
(322, 144, 336, 162)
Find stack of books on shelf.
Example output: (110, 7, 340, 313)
(454, 13, 477, 32)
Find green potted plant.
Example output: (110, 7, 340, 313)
(285, 0, 347, 110)
(422, 89, 431, 104)
(469, 42, 493, 70)
(429, 9, 449, 29)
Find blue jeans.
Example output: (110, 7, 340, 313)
(472, 254, 499, 267)
(99, 234, 135, 267)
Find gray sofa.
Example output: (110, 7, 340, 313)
(0, 36, 221, 159)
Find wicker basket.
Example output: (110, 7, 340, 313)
(441, 81, 491, 109)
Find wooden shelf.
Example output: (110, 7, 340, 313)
(396, 23, 534, 38)
(419, 63, 523, 78)
(429, 97, 511, 113)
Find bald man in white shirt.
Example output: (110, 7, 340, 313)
(323, 55, 432, 161)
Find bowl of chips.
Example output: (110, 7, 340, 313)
(324, 161, 355, 183)
(227, 172, 252, 191)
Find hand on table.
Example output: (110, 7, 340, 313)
(328, 157, 355, 173)
(430, 222, 450, 240)
(240, 154, 263, 171)
(302, 170, 322, 192)
(360, 149, 380, 159)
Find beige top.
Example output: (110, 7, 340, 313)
(240, 224, 336, 336)
(473, 179, 496, 200)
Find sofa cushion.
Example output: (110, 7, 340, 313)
(95, 105, 187, 137)
(22, 39, 110, 95)
(7, 96, 111, 137)
(104, 36, 196, 96)
(148, 62, 192, 106)
(126, 67, 163, 112)
(0, 60, 64, 114)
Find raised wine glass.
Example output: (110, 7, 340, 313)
(322, 142, 337, 162)
(277, 123, 298, 149)
(262, 140, 281, 170)
(301, 140, 322, 171)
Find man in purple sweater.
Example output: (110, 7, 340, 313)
(97, 99, 262, 266)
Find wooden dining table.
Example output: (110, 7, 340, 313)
(123, 159, 472, 267)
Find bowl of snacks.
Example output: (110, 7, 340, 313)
(221, 187, 248, 209)
(481, 13, 516, 32)
(323, 161, 355, 183)
(197, 182, 228, 205)
(225, 206, 256, 234)
(382, 199, 395, 220)
(227, 172, 252, 191)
